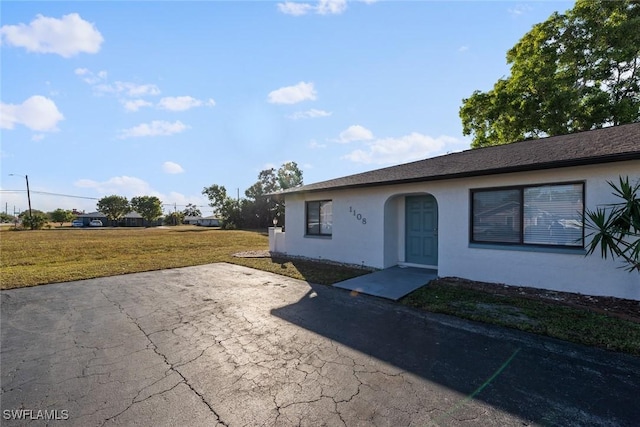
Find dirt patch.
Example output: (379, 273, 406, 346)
(437, 277, 640, 323)
(233, 250, 272, 258)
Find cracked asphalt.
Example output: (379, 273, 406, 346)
(1, 263, 639, 426)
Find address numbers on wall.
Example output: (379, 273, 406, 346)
(349, 206, 367, 225)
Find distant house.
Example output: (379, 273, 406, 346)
(183, 216, 202, 225)
(76, 212, 107, 227)
(122, 211, 144, 227)
(76, 211, 161, 227)
(271, 123, 640, 301)
(198, 216, 220, 227)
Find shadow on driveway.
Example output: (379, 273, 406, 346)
(271, 283, 640, 425)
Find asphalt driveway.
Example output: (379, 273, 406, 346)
(1, 263, 639, 426)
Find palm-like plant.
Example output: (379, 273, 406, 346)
(585, 176, 640, 272)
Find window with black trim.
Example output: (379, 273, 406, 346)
(471, 182, 584, 247)
(306, 200, 332, 236)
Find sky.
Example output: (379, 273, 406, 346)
(1, 0, 574, 216)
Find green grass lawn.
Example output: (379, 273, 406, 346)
(1, 225, 638, 355)
(0, 226, 369, 289)
(402, 280, 640, 356)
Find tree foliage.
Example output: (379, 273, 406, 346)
(130, 196, 163, 226)
(0, 212, 17, 223)
(164, 211, 185, 226)
(182, 203, 202, 217)
(585, 176, 640, 272)
(277, 161, 303, 190)
(204, 162, 304, 229)
(97, 195, 130, 225)
(460, 0, 640, 148)
(202, 184, 240, 229)
(21, 212, 48, 230)
(50, 208, 75, 226)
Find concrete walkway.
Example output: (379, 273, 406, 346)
(334, 265, 437, 300)
(1, 263, 639, 426)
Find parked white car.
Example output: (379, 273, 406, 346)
(89, 220, 103, 227)
(71, 220, 84, 227)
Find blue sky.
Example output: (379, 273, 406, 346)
(1, 0, 573, 216)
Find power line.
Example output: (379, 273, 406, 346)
(1, 190, 210, 208)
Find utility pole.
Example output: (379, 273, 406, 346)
(9, 174, 33, 229)
(25, 175, 32, 228)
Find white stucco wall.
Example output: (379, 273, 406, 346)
(283, 161, 640, 300)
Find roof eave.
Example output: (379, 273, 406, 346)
(280, 152, 640, 195)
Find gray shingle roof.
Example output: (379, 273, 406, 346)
(280, 122, 640, 195)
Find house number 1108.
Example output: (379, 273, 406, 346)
(349, 206, 367, 225)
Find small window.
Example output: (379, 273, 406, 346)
(306, 200, 332, 236)
(471, 182, 584, 248)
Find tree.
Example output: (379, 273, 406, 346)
(275, 162, 303, 223)
(460, 0, 640, 148)
(202, 184, 242, 229)
(164, 211, 185, 226)
(0, 212, 16, 223)
(97, 195, 130, 226)
(202, 184, 229, 216)
(130, 196, 163, 226)
(277, 161, 303, 190)
(182, 203, 202, 217)
(50, 208, 74, 226)
(245, 168, 279, 228)
(21, 212, 48, 230)
(585, 176, 640, 272)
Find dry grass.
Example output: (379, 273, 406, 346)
(0, 226, 368, 289)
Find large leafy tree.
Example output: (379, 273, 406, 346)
(202, 184, 241, 228)
(97, 195, 130, 226)
(130, 196, 163, 226)
(245, 168, 279, 228)
(244, 163, 304, 228)
(460, 0, 640, 148)
(50, 208, 75, 226)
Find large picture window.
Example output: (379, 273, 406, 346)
(471, 182, 584, 247)
(306, 200, 332, 236)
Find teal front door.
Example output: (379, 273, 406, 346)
(405, 195, 438, 266)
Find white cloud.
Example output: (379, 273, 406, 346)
(74, 176, 208, 212)
(458, 45, 469, 53)
(268, 81, 317, 104)
(162, 161, 185, 174)
(317, 0, 347, 15)
(157, 96, 215, 111)
(508, 4, 532, 17)
(0, 13, 103, 57)
(31, 133, 45, 141)
(118, 120, 188, 139)
(0, 95, 64, 131)
(75, 70, 160, 98)
(278, 2, 314, 16)
(342, 132, 469, 165)
(336, 125, 374, 143)
(96, 81, 161, 97)
(278, 0, 347, 16)
(75, 176, 158, 199)
(287, 109, 332, 120)
(122, 99, 153, 112)
(309, 139, 327, 149)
